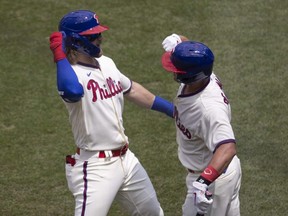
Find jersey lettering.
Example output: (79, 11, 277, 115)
(215, 76, 229, 105)
(215, 76, 223, 89)
(87, 77, 123, 102)
(174, 107, 192, 139)
(221, 92, 229, 105)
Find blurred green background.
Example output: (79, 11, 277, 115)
(0, 0, 287, 215)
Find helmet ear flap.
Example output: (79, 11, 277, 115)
(65, 32, 77, 50)
(176, 63, 213, 84)
(203, 63, 213, 77)
(66, 32, 101, 57)
(65, 32, 84, 50)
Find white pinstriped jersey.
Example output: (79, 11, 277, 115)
(174, 73, 236, 171)
(64, 55, 131, 151)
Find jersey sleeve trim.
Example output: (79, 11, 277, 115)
(213, 139, 236, 153)
(123, 80, 132, 94)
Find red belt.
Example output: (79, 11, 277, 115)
(67, 144, 129, 166)
(97, 144, 129, 158)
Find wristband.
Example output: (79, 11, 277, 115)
(151, 96, 174, 118)
(197, 165, 220, 185)
(53, 47, 66, 62)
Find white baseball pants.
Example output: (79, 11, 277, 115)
(65, 149, 164, 216)
(182, 155, 242, 216)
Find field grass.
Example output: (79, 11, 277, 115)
(0, 0, 287, 215)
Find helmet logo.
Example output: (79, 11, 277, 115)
(94, 15, 99, 24)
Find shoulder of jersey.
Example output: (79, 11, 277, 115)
(97, 55, 111, 62)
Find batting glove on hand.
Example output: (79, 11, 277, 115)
(162, 33, 182, 52)
(192, 181, 213, 215)
(49, 31, 67, 62)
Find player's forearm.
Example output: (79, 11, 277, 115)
(125, 81, 154, 108)
(126, 81, 174, 117)
(196, 143, 236, 185)
(209, 143, 236, 173)
(50, 32, 83, 102)
(57, 58, 84, 102)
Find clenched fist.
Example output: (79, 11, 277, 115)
(49, 31, 67, 62)
(162, 33, 189, 52)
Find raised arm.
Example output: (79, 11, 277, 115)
(49, 32, 84, 102)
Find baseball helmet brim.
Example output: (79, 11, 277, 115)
(79, 25, 109, 35)
(161, 52, 186, 74)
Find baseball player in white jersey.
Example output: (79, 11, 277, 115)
(49, 10, 174, 216)
(161, 34, 242, 216)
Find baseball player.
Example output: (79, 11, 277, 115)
(161, 34, 242, 216)
(49, 10, 174, 216)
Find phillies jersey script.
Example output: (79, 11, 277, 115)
(64, 55, 131, 151)
(174, 73, 236, 171)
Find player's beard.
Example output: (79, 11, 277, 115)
(92, 37, 103, 58)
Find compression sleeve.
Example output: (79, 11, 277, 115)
(56, 58, 84, 102)
(151, 96, 174, 118)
